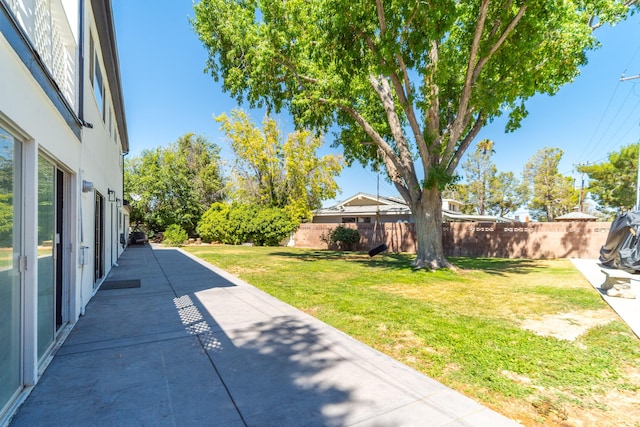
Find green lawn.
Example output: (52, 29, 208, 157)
(184, 245, 640, 426)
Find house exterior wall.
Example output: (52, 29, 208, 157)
(0, 0, 127, 422)
(312, 214, 412, 224)
(292, 222, 611, 259)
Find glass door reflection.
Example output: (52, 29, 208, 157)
(0, 127, 22, 416)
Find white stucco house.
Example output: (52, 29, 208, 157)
(313, 193, 512, 224)
(0, 0, 128, 422)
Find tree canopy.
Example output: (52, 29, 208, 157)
(216, 109, 343, 223)
(488, 171, 524, 218)
(522, 147, 578, 221)
(461, 139, 496, 215)
(193, 0, 637, 267)
(124, 133, 225, 235)
(578, 143, 639, 212)
(450, 140, 525, 218)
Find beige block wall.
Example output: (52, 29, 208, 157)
(292, 222, 612, 259)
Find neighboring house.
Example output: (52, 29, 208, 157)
(313, 193, 412, 224)
(510, 206, 532, 222)
(312, 193, 511, 224)
(555, 211, 598, 222)
(0, 0, 128, 422)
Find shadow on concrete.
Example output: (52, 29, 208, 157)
(183, 289, 356, 425)
(9, 245, 356, 427)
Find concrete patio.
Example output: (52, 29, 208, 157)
(571, 258, 640, 339)
(9, 244, 520, 427)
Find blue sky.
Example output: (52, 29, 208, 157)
(112, 1, 640, 205)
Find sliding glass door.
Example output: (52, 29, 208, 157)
(0, 127, 22, 416)
(37, 156, 55, 360)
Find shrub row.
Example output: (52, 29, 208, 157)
(196, 203, 299, 246)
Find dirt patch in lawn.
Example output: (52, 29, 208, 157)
(513, 309, 640, 426)
(520, 309, 617, 341)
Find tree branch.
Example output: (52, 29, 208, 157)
(444, 0, 489, 161)
(389, 55, 430, 176)
(375, 0, 387, 33)
(446, 112, 486, 176)
(273, 56, 319, 87)
(327, 98, 414, 195)
(425, 39, 440, 150)
(590, 0, 638, 29)
(368, 75, 418, 182)
(475, 5, 527, 77)
(443, 2, 526, 165)
(374, 0, 429, 180)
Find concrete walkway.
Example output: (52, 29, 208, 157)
(9, 244, 519, 427)
(571, 258, 640, 339)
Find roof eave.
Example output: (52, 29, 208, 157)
(91, 0, 129, 154)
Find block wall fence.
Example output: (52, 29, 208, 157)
(292, 222, 612, 259)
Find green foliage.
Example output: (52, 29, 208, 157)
(196, 202, 231, 244)
(451, 140, 524, 218)
(330, 225, 360, 251)
(487, 171, 524, 217)
(253, 207, 299, 246)
(522, 148, 579, 221)
(193, 0, 636, 266)
(0, 193, 13, 247)
(163, 224, 188, 247)
(197, 202, 298, 246)
(442, 183, 476, 215)
(124, 133, 225, 235)
(578, 143, 638, 211)
(216, 109, 342, 223)
(462, 141, 497, 215)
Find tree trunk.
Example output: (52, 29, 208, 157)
(409, 187, 452, 269)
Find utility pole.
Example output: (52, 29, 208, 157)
(620, 74, 640, 82)
(574, 163, 589, 213)
(620, 73, 640, 210)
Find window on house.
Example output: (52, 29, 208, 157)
(89, 33, 94, 85)
(90, 32, 104, 120)
(342, 217, 356, 223)
(93, 60, 104, 119)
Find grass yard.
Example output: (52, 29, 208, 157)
(184, 245, 640, 427)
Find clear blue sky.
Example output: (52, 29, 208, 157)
(112, 1, 640, 205)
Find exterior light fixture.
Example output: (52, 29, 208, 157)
(107, 188, 116, 202)
(82, 180, 94, 192)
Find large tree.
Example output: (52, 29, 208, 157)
(125, 133, 225, 235)
(193, 0, 636, 268)
(522, 147, 578, 221)
(216, 109, 343, 223)
(487, 171, 524, 217)
(578, 143, 639, 211)
(462, 139, 496, 215)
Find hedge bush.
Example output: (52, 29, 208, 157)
(197, 203, 298, 246)
(163, 224, 188, 246)
(330, 225, 360, 251)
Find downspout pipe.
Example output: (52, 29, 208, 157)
(78, 0, 86, 316)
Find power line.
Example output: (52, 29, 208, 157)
(585, 91, 640, 161)
(577, 80, 623, 163)
(579, 86, 635, 162)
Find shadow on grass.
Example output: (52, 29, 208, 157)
(269, 250, 540, 275)
(451, 257, 540, 275)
